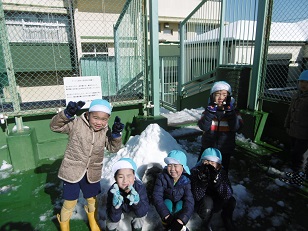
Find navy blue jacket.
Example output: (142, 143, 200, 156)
(152, 169, 194, 225)
(190, 165, 233, 203)
(198, 109, 243, 153)
(106, 179, 149, 222)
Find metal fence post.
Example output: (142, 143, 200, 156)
(149, 0, 160, 116)
(0, 2, 21, 113)
(218, 0, 225, 65)
(248, 0, 269, 110)
(160, 57, 165, 102)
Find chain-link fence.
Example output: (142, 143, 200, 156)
(0, 0, 146, 117)
(113, 0, 146, 103)
(260, 0, 308, 103)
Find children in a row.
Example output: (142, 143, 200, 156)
(51, 92, 238, 231)
(106, 149, 236, 231)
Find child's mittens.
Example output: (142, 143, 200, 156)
(64, 101, 85, 119)
(110, 184, 123, 209)
(111, 116, 125, 138)
(197, 164, 210, 182)
(207, 164, 219, 184)
(206, 97, 217, 113)
(224, 96, 235, 112)
(126, 185, 140, 205)
(206, 104, 217, 113)
(170, 219, 185, 231)
(162, 214, 174, 228)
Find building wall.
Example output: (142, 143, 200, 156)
(2, 0, 67, 14)
(2, 0, 221, 60)
(73, 0, 220, 58)
(157, 0, 202, 18)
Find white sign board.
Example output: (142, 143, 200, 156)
(63, 76, 102, 109)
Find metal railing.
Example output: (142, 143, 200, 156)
(177, 0, 259, 109)
(159, 56, 179, 110)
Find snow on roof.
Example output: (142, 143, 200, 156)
(270, 19, 308, 41)
(188, 19, 308, 44)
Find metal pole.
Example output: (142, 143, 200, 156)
(218, 0, 225, 65)
(149, 0, 160, 116)
(0, 2, 23, 131)
(67, 0, 80, 75)
(114, 26, 119, 93)
(143, 0, 149, 108)
(160, 58, 164, 102)
(248, 0, 269, 110)
(179, 21, 185, 110)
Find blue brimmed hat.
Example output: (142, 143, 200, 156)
(89, 99, 112, 115)
(298, 70, 308, 81)
(198, 148, 222, 165)
(112, 158, 140, 179)
(164, 150, 190, 175)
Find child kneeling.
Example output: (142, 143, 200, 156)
(106, 158, 149, 231)
(190, 148, 237, 231)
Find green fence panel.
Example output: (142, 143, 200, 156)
(10, 44, 72, 72)
(80, 57, 116, 96)
(114, 0, 146, 104)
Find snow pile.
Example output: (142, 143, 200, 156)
(101, 123, 184, 184)
(161, 107, 204, 125)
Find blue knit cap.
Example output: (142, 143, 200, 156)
(112, 158, 140, 180)
(298, 70, 308, 81)
(164, 150, 190, 175)
(89, 99, 112, 114)
(198, 148, 222, 165)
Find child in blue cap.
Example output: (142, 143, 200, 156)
(106, 158, 149, 231)
(153, 150, 194, 231)
(280, 70, 308, 187)
(50, 99, 124, 231)
(190, 148, 236, 231)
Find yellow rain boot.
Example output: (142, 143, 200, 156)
(57, 199, 77, 231)
(85, 197, 101, 231)
(57, 214, 70, 231)
(85, 205, 101, 231)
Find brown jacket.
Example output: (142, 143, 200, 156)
(284, 91, 308, 140)
(50, 111, 122, 183)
